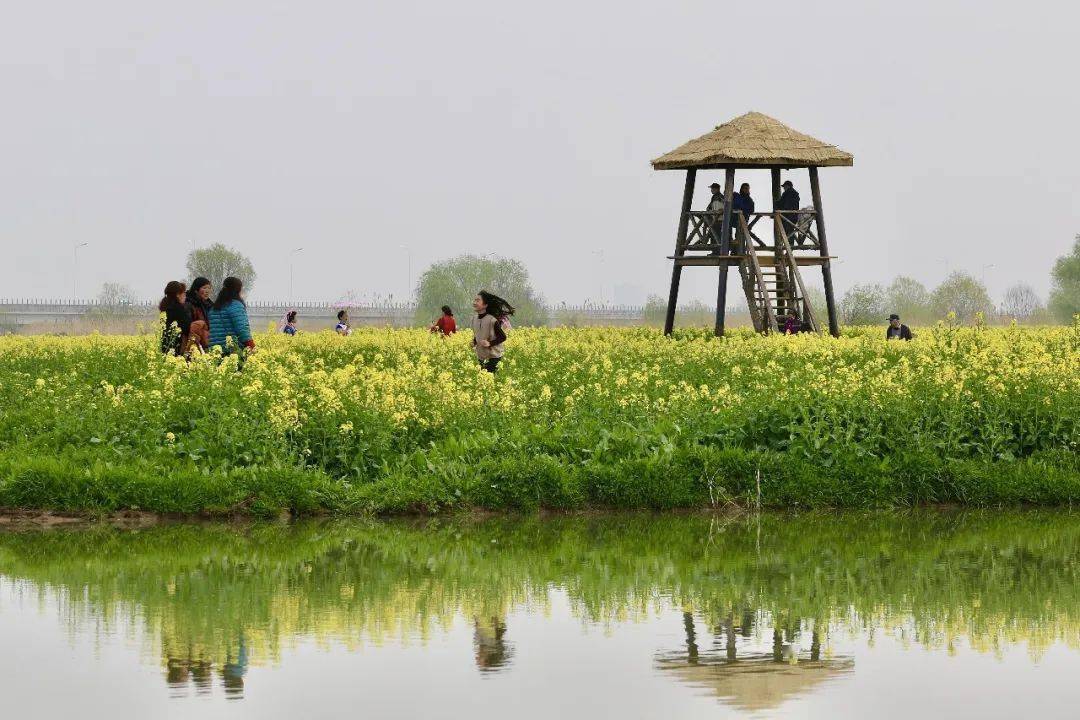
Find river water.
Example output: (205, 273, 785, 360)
(2, 511, 1079, 718)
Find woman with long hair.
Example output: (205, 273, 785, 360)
(471, 290, 514, 373)
(430, 305, 456, 335)
(335, 309, 351, 336)
(185, 276, 212, 351)
(207, 277, 254, 354)
(281, 310, 299, 336)
(159, 281, 191, 355)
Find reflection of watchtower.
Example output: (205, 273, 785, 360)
(652, 112, 852, 337)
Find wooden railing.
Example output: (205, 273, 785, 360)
(0, 299, 656, 328)
(737, 214, 779, 333)
(679, 210, 818, 254)
(772, 213, 820, 332)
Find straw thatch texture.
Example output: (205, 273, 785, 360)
(655, 654, 855, 712)
(652, 112, 853, 169)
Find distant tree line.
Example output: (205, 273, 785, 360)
(842, 236, 1079, 326)
(840, 273, 1067, 327)
(1048, 234, 1080, 323)
(83, 235, 1080, 329)
(415, 255, 546, 326)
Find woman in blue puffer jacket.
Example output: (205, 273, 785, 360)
(208, 276, 255, 355)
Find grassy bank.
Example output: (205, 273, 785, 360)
(0, 325, 1077, 515)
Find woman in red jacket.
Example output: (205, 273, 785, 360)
(430, 305, 457, 336)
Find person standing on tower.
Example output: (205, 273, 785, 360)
(705, 182, 725, 212)
(732, 183, 755, 222)
(777, 180, 802, 246)
(697, 182, 725, 248)
(731, 183, 755, 250)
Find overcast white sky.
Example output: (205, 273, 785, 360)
(3, 0, 1077, 305)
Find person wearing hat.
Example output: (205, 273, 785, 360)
(886, 314, 913, 341)
(775, 180, 801, 246)
(696, 182, 725, 248)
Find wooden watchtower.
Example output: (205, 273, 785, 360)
(652, 112, 852, 337)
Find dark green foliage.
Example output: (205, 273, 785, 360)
(414, 254, 547, 326)
(930, 271, 994, 322)
(1049, 235, 1080, 323)
(185, 243, 257, 294)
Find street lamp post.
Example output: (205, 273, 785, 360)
(591, 249, 605, 304)
(73, 242, 88, 299)
(289, 247, 304, 303)
(981, 263, 995, 285)
(399, 245, 412, 301)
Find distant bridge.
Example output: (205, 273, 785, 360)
(0, 299, 654, 332)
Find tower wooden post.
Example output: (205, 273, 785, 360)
(713, 168, 735, 336)
(664, 169, 696, 335)
(808, 167, 840, 337)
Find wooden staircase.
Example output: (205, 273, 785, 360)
(734, 213, 819, 333)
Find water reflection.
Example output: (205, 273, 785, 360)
(165, 635, 248, 698)
(1, 511, 1079, 707)
(474, 616, 514, 672)
(657, 613, 853, 713)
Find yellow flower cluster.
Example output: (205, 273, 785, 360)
(1, 324, 1077, 465)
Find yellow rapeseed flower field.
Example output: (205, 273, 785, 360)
(0, 324, 1076, 513)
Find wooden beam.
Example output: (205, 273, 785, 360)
(668, 255, 835, 266)
(809, 167, 840, 337)
(714, 168, 736, 336)
(664, 169, 696, 335)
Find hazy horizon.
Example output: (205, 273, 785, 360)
(4, 1, 1077, 306)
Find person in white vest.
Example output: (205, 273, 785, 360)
(697, 182, 725, 248)
(471, 290, 514, 373)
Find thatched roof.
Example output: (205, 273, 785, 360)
(655, 654, 855, 712)
(652, 112, 853, 170)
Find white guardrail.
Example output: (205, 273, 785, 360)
(0, 299, 654, 329)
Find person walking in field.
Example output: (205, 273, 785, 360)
(472, 291, 512, 373)
(208, 276, 255, 354)
(886, 313, 913, 341)
(159, 281, 192, 356)
(430, 305, 457, 335)
(335, 310, 351, 336)
(783, 310, 801, 335)
(185, 276, 212, 351)
(281, 310, 299, 336)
